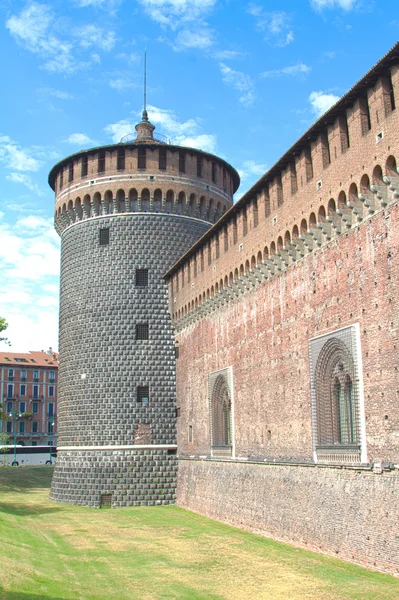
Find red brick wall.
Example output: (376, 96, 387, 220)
(175, 201, 399, 463)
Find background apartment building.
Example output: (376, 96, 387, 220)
(0, 350, 58, 446)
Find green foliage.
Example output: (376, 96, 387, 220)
(0, 432, 10, 451)
(0, 316, 10, 346)
(0, 467, 398, 600)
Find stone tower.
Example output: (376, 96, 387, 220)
(48, 110, 240, 507)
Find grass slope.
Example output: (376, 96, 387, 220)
(0, 467, 398, 600)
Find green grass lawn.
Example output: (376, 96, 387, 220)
(0, 468, 398, 600)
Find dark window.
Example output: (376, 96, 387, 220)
(20, 384, 26, 396)
(200, 249, 204, 272)
(339, 114, 350, 152)
(193, 256, 197, 277)
(48, 403, 54, 417)
(233, 216, 238, 244)
(290, 162, 298, 195)
(6, 401, 12, 413)
(242, 206, 248, 236)
(224, 225, 228, 251)
(135, 268, 148, 287)
(136, 323, 149, 340)
(389, 73, 396, 111)
(8, 369, 13, 379)
(81, 154, 88, 177)
(253, 199, 259, 228)
(138, 147, 146, 169)
(175, 344, 180, 359)
(59, 169, 63, 190)
(98, 150, 105, 173)
(32, 421, 38, 433)
(99, 228, 109, 246)
(117, 147, 125, 170)
(20, 402, 26, 413)
(276, 174, 283, 207)
(215, 236, 220, 259)
(7, 384, 13, 398)
(212, 162, 216, 183)
(176, 407, 181, 417)
(159, 148, 167, 170)
(137, 386, 149, 406)
(197, 156, 203, 177)
(6, 421, 12, 433)
(321, 133, 331, 168)
(32, 402, 38, 414)
(188, 425, 193, 443)
(383, 73, 396, 115)
(304, 147, 313, 181)
(68, 162, 74, 183)
(19, 421, 25, 434)
(49, 386, 54, 397)
(33, 385, 38, 399)
(360, 95, 372, 134)
(179, 151, 185, 173)
(207, 241, 212, 265)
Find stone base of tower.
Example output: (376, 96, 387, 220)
(50, 448, 177, 508)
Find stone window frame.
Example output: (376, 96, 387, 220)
(309, 323, 367, 465)
(137, 386, 149, 406)
(208, 366, 235, 459)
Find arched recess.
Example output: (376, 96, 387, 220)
(116, 189, 125, 213)
(270, 241, 276, 256)
(83, 194, 91, 217)
(215, 201, 222, 221)
(313, 336, 358, 447)
(208, 198, 214, 221)
(177, 191, 185, 215)
(328, 198, 336, 216)
(300, 219, 307, 235)
(372, 165, 383, 185)
(104, 190, 113, 214)
(93, 192, 101, 216)
(215, 282, 219, 293)
(239, 264, 244, 277)
(67, 200, 76, 222)
(318, 206, 326, 223)
(229, 272, 233, 284)
(251, 255, 256, 269)
(360, 174, 370, 193)
(141, 188, 150, 212)
(219, 278, 224, 290)
(211, 285, 215, 297)
(245, 260, 250, 273)
(309, 212, 317, 229)
(199, 196, 207, 218)
(75, 197, 82, 220)
(284, 231, 291, 247)
(234, 268, 239, 280)
(292, 224, 299, 240)
(154, 188, 162, 213)
(210, 373, 232, 449)
(165, 190, 174, 214)
(188, 193, 196, 217)
(385, 155, 397, 176)
(277, 236, 283, 251)
(348, 183, 358, 205)
(129, 188, 138, 212)
(257, 251, 262, 264)
(224, 275, 228, 287)
(263, 246, 269, 260)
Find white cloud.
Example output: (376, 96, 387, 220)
(0, 213, 60, 352)
(219, 63, 255, 105)
(311, 0, 357, 10)
(248, 5, 294, 47)
(6, 173, 43, 196)
(73, 24, 116, 52)
(138, 0, 216, 29)
(38, 87, 75, 100)
(309, 90, 340, 116)
(105, 104, 217, 152)
(74, 0, 122, 7)
(237, 160, 267, 182)
(214, 50, 242, 60)
(64, 133, 95, 145)
(174, 27, 214, 50)
(108, 72, 139, 91)
(0, 136, 42, 172)
(6, 3, 116, 74)
(261, 63, 311, 78)
(138, 0, 217, 53)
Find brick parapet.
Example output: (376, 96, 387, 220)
(167, 63, 399, 318)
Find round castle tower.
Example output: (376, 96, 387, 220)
(49, 110, 239, 507)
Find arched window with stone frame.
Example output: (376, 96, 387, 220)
(208, 367, 234, 458)
(309, 324, 366, 464)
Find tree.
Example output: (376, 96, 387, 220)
(0, 317, 10, 346)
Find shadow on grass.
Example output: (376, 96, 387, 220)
(0, 592, 67, 600)
(0, 502, 63, 517)
(0, 467, 54, 494)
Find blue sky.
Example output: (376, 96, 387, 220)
(0, 0, 398, 352)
